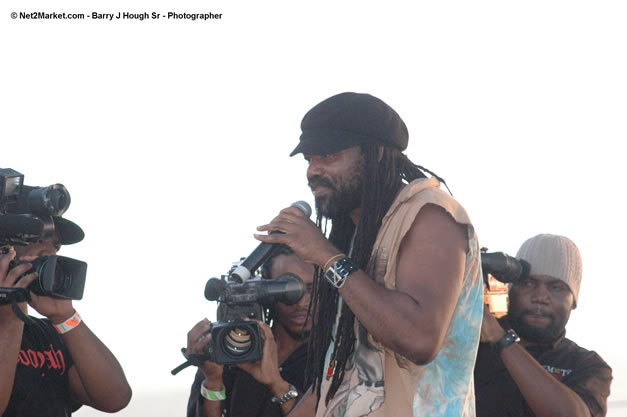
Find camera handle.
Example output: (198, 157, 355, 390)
(0, 287, 34, 324)
(171, 348, 206, 376)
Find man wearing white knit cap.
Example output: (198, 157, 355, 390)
(474, 234, 612, 417)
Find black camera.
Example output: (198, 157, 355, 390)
(9, 256, 87, 300)
(481, 249, 530, 285)
(202, 272, 306, 365)
(1, 168, 87, 300)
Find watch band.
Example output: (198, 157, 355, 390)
(324, 257, 357, 289)
(271, 383, 299, 405)
(492, 329, 520, 355)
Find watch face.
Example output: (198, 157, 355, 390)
(324, 257, 356, 288)
(325, 268, 340, 280)
(508, 330, 520, 343)
(334, 258, 356, 278)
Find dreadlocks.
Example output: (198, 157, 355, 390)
(305, 143, 430, 404)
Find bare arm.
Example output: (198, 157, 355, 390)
(236, 322, 300, 415)
(256, 204, 468, 365)
(0, 306, 25, 413)
(187, 319, 225, 417)
(287, 386, 316, 417)
(29, 293, 131, 412)
(482, 311, 597, 417)
(0, 250, 37, 413)
(60, 319, 132, 412)
(337, 204, 467, 364)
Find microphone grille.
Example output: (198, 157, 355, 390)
(205, 278, 226, 301)
(291, 200, 312, 217)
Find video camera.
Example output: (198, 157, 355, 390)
(201, 268, 306, 365)
(0, 168, 87, 300)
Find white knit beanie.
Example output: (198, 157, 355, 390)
(516, 234, 582, 306)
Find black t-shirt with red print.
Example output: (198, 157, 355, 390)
(3, 317, 79, 417)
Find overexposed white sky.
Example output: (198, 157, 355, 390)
(2, 1, 626, 416)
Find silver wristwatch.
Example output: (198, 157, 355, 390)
(271, 383, 299, 405)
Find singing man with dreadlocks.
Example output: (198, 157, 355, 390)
(255, 92, 484, 417)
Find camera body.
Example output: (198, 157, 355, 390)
(203, 272, 305, 365)
(1, 168, 87, 300)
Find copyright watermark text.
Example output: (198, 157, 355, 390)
(10, 11, 223, 22)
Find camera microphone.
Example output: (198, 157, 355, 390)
(230, 201, 312, 283)
(205, 278, 226, 302)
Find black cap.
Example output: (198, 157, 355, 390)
(290, 92, 409, 157)
(53, 217, 84, 245)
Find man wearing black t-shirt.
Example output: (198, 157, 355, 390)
(475, 234, 612, 417)
(0, 216, 132, 417)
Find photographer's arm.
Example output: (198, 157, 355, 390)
(187, 319, 225, 417)
(0, 250, 36, 414)
(0, 307, 23, 413)
(481, 310, 595, 417)
(30, 297, 132, 412)
(236, 322, 300, 415)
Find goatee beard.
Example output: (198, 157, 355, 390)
(509, 309, 564, 345)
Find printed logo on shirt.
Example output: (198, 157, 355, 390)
(17, 344, 67, 375)
(542, 365, 572, 381)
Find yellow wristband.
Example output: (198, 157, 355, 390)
(53, 312, 82, 334)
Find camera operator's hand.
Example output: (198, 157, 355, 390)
(14, 253, 75, 324)
(0, 248, 38, 414)
(187, 319, 224, 384)
(236, 321, 283, 388)
(237, 322, 300, 415)
(480, 306, 506, 344)
(0, 248, 37, 318)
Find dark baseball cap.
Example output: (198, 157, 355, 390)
(53, 216, 84, 245)
(290, 92, 409, 157)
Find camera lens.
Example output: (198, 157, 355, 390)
(222, 326, 253, 357)
(26, 184, 71, 216)
(51, 260, 73, 292)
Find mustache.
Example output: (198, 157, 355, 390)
(308, 176, 335, 190)
(521, 307, 554, 319)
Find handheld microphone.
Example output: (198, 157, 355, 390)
(230, 201, 311, 283)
